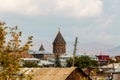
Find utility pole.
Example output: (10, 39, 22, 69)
(72, 37, 78, 66)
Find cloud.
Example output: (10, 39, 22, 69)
(55, 0, 103, 18)
(0, 0, 39, 16)
(0, 0, 103, 18)
(64, 16, 114, 43)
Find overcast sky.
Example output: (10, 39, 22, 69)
(0, 0, 120, 52)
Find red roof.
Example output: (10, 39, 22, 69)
(96, 55, 110, 61)
(20, 52, 34, 58)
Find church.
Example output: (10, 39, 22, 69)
(53, 29, 66, 55)
(29, 29, 66, 60)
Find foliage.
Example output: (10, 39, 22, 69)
(23, 61, 39, 68)
(23, 36, 33, 53)
(90, 60, 99, 68)
(66, 55, 99, 69)
(54, 54, 61, 67)
(0, 22, 33, 80)
(109, 58, 116, 63)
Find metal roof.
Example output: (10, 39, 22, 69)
(21, 58, 40, 61)
(22, 67, 76, 80)
(105, 68, 120, 73)
(102, 63, 120, 69)
(39, 60, 54, 65)
(53, 31, 66, 44)
(19, 67, 91, 80)
(28, 50, 52, 55)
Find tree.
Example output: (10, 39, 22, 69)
(54, 54, 61, 67)
(109, 58, 116, 63)
(66, 55, 99, 69)
(0, 22, 33, 80)
(23, 61, 39, 68)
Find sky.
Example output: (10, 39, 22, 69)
(0, 0, 120, 55)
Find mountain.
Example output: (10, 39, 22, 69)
(107, 46, 120, 55)
(31, 40, 119, 56)
(67, 42, 113, 55)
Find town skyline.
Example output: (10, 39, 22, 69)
(0, 0, 120, 56)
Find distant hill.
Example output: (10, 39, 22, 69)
(31, 40, 119, 56)
(67, 42, 113, 55)
(107, 46, 120, 55)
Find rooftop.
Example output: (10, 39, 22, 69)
(53, 30, 66, 44)
(21, 67, 76, 80)
(39, 44, 45, 51)
(28, 50, 52, 55)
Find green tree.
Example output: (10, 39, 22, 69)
(23, 61, 39, 68)
(0, 22, 33, 80)
(23, 36, 33, 53)
(90, 59, 99, 68)
(66, 55, 99, 69)
(54, 54, 61, 67)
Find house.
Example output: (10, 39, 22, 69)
(102, 63, 120, 69)
(89, 55, 99, 61)
(20, 67, 91, 80)
(39, 60, 54, 67)
(29, 44, 54, 60)
(21, 58, 40, 64)
(21, 58, 54, 67)
(96, 55, 110, 66)
(19, 52, 34, 58)
(20, 58, 40, 67)
(48, 54, 73, 67)
(115, 56, 120, 62)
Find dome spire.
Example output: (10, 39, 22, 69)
(39, 44, 45, 51)
(53, 28, 66, 44)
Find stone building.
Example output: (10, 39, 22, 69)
(53, 30, 66, 55)
(115, 56, 120, 62)
(29, 44, 53, 60)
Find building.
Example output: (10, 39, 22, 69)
(19, 67, 91, 80)
(29, 44, 54, 60)
(19, 52, 34, 58)
(21, 58, 40, 64)
(48, 54, 73, 67)
(96, 55, 110, 66)
(21, 58, 54, 67)
(39, 60, 54, 67)
(115, 56, 120, 62)
(53, 30, 66, 55)
(89, 55, 99, 61)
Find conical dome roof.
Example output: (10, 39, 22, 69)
(53, 31, 66, 44)
(39, 44, 45, 51)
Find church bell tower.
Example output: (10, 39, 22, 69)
(53, 29, 66, 55)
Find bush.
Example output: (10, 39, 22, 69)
(23, 61, 39, 68)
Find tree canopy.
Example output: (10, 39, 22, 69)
(66, 55, 99, 69)
(54, 54, 61, 67)
(0, 22, 33, 80)
(23, 61, 39, 68)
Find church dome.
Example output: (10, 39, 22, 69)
(53, 31, 66, 44)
